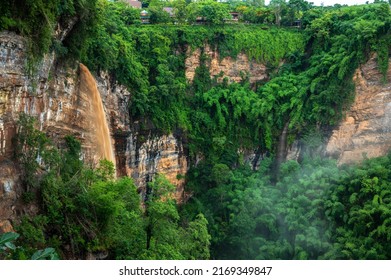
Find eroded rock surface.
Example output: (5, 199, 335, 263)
(185, 45, 268, 84)
(0, 32, 189, 222)
(326, 55, 391, 164)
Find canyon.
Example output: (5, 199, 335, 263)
(1, 30, 391, 234)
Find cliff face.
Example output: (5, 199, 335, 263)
(0, 161, 18, 233)
(1, 34, 270, 230)
(0, 31, 188, 232)
(325, 55, 391, 164)
(185, 45, 268, 84)
(127, 132, 188, 202)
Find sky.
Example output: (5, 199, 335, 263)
(265, 0, 375, 6)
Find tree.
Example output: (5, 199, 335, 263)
(142, 175, 211, 259)
(13, 113, 52, 192)
(172, 0, 188, 24)
(269, 0, 287, 26)
(200, 2, 231, 25)
(148, 0, 172, 24)
(181, 214, 211, 259)
(186, 1, 231, 25)
(250, 0, 266, 7)
(142, 175, 184, 259)
(257, 73, 309, 175)
(324, 154, 391, 259)
(286, 0, 312, 26)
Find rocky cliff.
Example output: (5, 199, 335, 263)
(0, 31, 188, 232)
(325, 55, 391, 164)
(185, 44, 268, 84)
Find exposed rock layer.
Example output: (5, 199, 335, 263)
(127, 132, 188, 202)
(325, 55, 391, 164)
(185, 45, 268, 84)
(0, 32, 188, 229)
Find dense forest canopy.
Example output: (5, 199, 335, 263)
(1, 0, 391, 260)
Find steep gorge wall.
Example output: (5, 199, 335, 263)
(1, 30, 391, 233)
(325, 55, 391, 164)
(0, 31, 188, 232)
(186, 45, 391, 166)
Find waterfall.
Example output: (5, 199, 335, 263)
(79, 63, 116, 169)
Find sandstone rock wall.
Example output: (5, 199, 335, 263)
(185, 45, 268, 84)
(0, 161, 18, 233)
(0, 31, 188, 231)
(127, 133, 188, 202)
(325, 55, 391, 164)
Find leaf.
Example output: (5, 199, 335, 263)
(373, 194, 380, 206)
(4, 242, 16, 250)
(31, 248, 58, 260)
(0, 232, 20, 246)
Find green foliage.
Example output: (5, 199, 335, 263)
(302, 3, 391, 124)
(0, 232, 58, 260)
(148, 1, 172, 24)
(4, 0, 391, 261)
(181, 214, 211, 260)
(215, 26, 305, 66)
(80, 1, 305, 133)
(237, 6, 275, 24)
(189, 82, 265, 162)
(31, 248, 59, 260)
(324, 154, 391, 259)
(16, 216, 47, 253)
(185, 153, 391, 260)
(172, 0, 188, 24)
(197, 1, 231, 25)
(375, 36, 391, 80)
(13, 113, 51, 192)
(141, 175, 210, 260)
(11, 117, 210, 260)
(87, 177, 145, 258)
(0, 232, 20, 250)
(0, 232, 21, 260)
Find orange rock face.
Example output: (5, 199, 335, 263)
(0, 31, 188, 214)
(325, 55, 391, 164)
(0, 220, 14, 233)
(185, 45, 268, 84)
(126, 133, 188, 202)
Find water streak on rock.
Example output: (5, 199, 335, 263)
(79, 64, 116, 168)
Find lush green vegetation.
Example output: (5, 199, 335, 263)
(183, 153, 391, 259)
(0, 232, 59, 260)
(78, 0, 305, 132)
(7, 114, 210, 260)
(2, 0, 391, 260)
(72, 1, 390, 163)
(7, 114, 391, 260)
